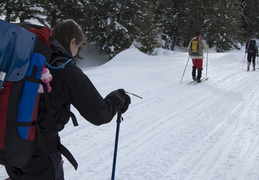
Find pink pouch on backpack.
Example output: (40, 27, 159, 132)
(38, 67, 52, 93)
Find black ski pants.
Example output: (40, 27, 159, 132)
(247, 52, 256, 66)
(5, 151, 64, 180)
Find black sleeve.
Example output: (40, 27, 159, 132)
(51, 63, 120, 125)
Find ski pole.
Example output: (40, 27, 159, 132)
(125, 91, 143, 99)
(241, 53, 246, 63)
(111, 111, 122, 180)
(180, 56, 190, 83)
(242, 53, 247, 71)
(206, 51, 208, 79)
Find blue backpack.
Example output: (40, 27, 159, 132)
(248, 40, 257, 53)
(0, 19, 78, 170)
(0, 19, 51, 168)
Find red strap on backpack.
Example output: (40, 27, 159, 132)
(0, 82, 12, 149)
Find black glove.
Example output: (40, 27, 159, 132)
(106, 89, 131, 113)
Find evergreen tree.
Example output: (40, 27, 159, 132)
(240, 0, 259, 39)
(152, 0, 181, 50)
(0, 0, 256, 56)
(1, 0, 43, 23)
(85, 0, 133, 58)
(205, 0, 243, 52)
(163, 0, 208, 48)
(133, 0, 160, 54)
(86, 0, 159, 57)
(40, 0, 88, 28)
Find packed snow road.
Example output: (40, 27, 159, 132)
(1, 47, 259, 180)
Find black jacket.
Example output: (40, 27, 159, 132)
(38, 39, 120, 131)
(36, 40, 121, 169)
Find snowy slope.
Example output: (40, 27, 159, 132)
(2, 46, 259, 180)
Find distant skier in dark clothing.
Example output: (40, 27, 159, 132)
(4, 19, 131, 180)
(187, 32, 209, 82)
(246, 39, 258, 71)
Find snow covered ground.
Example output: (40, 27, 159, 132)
(1, 45, 259, 180)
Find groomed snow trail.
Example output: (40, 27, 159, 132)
(1, 48, 259, 180)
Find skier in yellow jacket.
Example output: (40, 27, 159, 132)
(187, 32, 209, 82)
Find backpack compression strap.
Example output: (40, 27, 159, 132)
(39, 97, 78, 170)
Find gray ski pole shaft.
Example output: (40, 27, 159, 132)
(180, 56, 190, 83)
(206, 51, 208, 79)
(242, 53, 247, 71)
(111, 111, 122, 180)
(241, 53, 246, 63)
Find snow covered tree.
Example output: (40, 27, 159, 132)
(39, 0, 89, 28)
(160, 0, 208, 48)
(133, 0, 160, 55)
(84, 0, 134, 58)
(85, 0, 159, 57)
(204, 0, 243, 52)
(240, 0, 259, 39)
(152, 0, 181, 50)
(0, 0, 43, 23)
(0, 0, 256, 56)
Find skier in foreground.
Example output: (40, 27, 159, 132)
(4, 19, 131, 180)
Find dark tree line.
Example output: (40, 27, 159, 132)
(1, 0, 259, 58)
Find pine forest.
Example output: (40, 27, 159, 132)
(1, 0, 259, 58)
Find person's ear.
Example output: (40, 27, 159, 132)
(70, 38, 77, 46)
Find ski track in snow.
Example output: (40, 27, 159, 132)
(2, 49, 259, 180)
